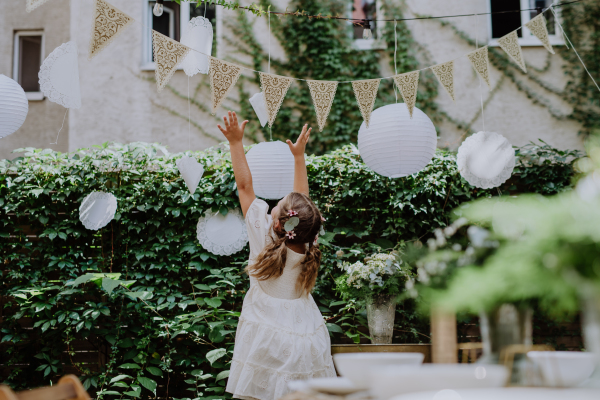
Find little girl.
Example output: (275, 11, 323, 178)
(217, 112, 336, 400)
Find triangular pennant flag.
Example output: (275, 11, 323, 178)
(525, 13, 555, 55)
(152, 31, 190, 92)
(89, 0, 133, 60)
(259, 73, 294, 128)
(431, 61, 455, 102)
(467, 46, 492, 89)
(26, 0, 52, 12)
(209, 57, 242, 114)
(352, 79, 380, 127)
(393, 71, 420, 118)
(497, 31, 527, 73)
(307, 80, 338, 132)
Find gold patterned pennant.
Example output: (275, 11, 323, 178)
(307, 80, 338, 132)
(393, 71, 420, 118)
(209, 58, 242, 114)
(89, 0, 133, 60)
(26, 0, 52, 12)
(431, 61, 455, 102)
(152, 31, 190, 92)
(525, 14, 555, 54)
(497, 31, 527, 73)
(352, 79, 380, 127)
(467, 46, 492, 89)
(259, 73, 294, 128)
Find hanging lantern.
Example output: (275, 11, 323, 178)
(176, 155, 204, 195)
(357, 103, 437, 178)
(197, 209, 248, 256)
(79, 191, 118, 230)
(246, 141, 295, 199)
(180, 16, 213, 76)
(249, 92, 268, 127)
(0, 75, 29, 139)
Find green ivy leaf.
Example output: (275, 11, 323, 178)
(110, 374, 132, 383)
(137, 377, 157, 394)
(215, 370, 230, 382)
(146, 367, 163, 377)
(206, 348, 226, 365)
(119, 363, 141, 369)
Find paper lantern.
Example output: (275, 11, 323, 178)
(357, 103, 437, 178)
(249, 92, 268, 127)
(176, 155, 204, 195)
(457, 131, 515, 189)
(197, 209, 248, 256)
(246, 141, 294, 199)
(79, 191, 118, 230)
(180, 16, 213, 76)
(0, 75, 29, 139)
(39, 41, 81, 109)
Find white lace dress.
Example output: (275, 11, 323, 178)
(226, 199, 336, 400)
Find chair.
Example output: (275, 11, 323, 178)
(0, 375, 90, 400)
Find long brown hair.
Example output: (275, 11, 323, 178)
(247, 192, 323, 295)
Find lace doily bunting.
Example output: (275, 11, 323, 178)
(180, 17, 213, 76)
(209, 57, 241, 114)
(249, 92, 268, 127)
(525, 14, 555, 55)
(176, 155, 204, 195)
(26, 0, 52, 12)
(152, 31, 190, 92)
(89, 0, 133, 60)
(431, 61, 455, 102)
(393, 71, 420, 118)
(457, 131, 516, 189)
(352, 79, 380, 127)
(196, 209, 248, 256)
(259, 73, 293, 128)
(307, 80, 338, 132)
(467, 46, 492, 89)
(79, 191, 118, 230)
(497, 31, 527, 73)
(39, 41, 81, 109)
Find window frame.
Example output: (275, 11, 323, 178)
(13, 30, 45, 101)
(349, 0, 386, 51)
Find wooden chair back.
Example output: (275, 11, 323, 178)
(0, 375, 90, 400)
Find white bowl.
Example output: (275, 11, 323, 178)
(369, 364, 509, 399)
(391, 388, 600, 400)
(527, 351, 598, 387)
(333, 352, 425, 390)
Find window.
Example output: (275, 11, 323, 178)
(13, 31, 44, 100)
(350, 0, 385, 50)
(488, 0, 562, 46)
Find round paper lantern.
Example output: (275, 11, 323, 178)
(0, 75, 29, 138)
(457, 131, 515, 189)
(197, 209, 248, 256)
(79, 191, 118, 230)
(357, 103, 437, 178)
(180, 16, 213, 76)
(246, 141, 294, 199)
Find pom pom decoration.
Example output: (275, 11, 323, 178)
(79, 191, 118, 230)
(457, 131, 515, 189)
(180, 16, 213, 77)
(196, 209, 249, 256)
(357, 103, 437, 178)
(39, 41, 81, 109)
(176, 156, 204, 195)
(0, 75, 29, 139)
(246, 141, 295, 199)
(249, 92, 268, 127)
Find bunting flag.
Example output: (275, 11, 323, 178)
(393, 71, 420, 118)
(497, 31, 527, 73)
(525, 14, 555, 54)
(89, 0, 133, 60)
(152, 31, 190, 92)
(26, 0, 52, 12)
(209, 58, 241, 114)
(467, 46, 492, 89)
(431, 61, 455, 102)
(307, 80, 338, 132)
(259, 73, 294, 128)
(352, 79, 380, 127)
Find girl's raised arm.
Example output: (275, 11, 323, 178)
(286, 124, 312, 196)
(218, 111, 255, 217)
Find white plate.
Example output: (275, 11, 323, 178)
(391, 388, 600, 400)
(305, 377, 362, 395)
(527, 351, 599, 387)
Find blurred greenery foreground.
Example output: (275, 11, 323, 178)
(0, 140, 585, 397)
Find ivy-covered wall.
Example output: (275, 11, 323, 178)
(0, 141, 578, 397)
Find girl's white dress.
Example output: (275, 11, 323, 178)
(226, 199, 336, 400)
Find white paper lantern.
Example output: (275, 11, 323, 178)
(249, 92, 268, 127)
(457, 131, 515, 189)
(180, 17, 213, 77)
(39, 41, 81, 109)
(197, 209, 249, 256)
(176, 155, 204, 195)
(0, 75, 29, 139)
(246, 141, 295, 199)
(79, 191, 118, 230)
(357, 103, 437, 178)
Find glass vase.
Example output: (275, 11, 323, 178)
(366, 294, 396, 344)
(581, 289, 600, 388)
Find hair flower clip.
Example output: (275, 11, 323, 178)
(321, 216, 326, 222)
(288, 210, 298, 217)
(286, 231, 297, 240)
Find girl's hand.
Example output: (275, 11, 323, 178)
(286, 124, 311, 158)
(217, 111, 248, 144)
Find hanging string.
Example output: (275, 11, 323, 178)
(474, 12, 486, 133)
(51, 109, 68, 145)
(394, 20, 398, 103)
(188, 76, 191, 150)
(204, 1, 207, 18)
